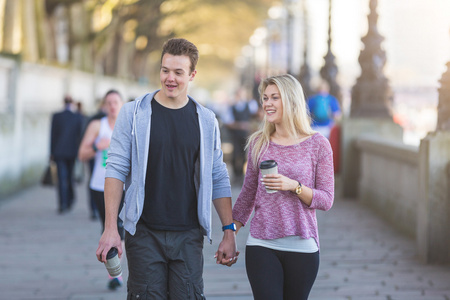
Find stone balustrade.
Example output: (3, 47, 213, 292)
(355, 137, 419, 238)
(353, 133, 450, 264)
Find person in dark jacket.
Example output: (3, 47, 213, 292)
(50, 95, 84, 213)
(222, 88, 258, 181)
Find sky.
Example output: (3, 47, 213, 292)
(299, 0, 450, 144)
(305, 0, 450, 89)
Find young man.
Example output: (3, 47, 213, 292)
(96, 38, 238, 298)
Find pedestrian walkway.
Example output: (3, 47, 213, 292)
(0, 177, 449, 300)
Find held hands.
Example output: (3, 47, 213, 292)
(261, 173, 297, 192)
(214, 230, 239, 267)
(96, 228, 122, 263)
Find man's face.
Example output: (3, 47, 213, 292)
(160, 54, 196, 101)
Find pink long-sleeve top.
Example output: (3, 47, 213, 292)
(232, 133, 334, 249)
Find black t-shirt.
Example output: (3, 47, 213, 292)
(139, 98, 200, 231)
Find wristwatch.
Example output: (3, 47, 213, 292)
(294, 181, 303, 195)
(222, 223, 237, 231)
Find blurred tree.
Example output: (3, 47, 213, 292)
(1, 0, 271, 89)
(158, 0, 271, 88)
(1, 0, 20, 54)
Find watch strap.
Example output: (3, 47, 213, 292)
(222, 223, 236, 231)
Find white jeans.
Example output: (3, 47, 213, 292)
(312, 124, 332, 139)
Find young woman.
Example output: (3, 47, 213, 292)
(232, 74, 334, 300)
(78, 90, 125, 290)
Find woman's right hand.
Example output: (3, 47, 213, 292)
(96, 137, 111, 151)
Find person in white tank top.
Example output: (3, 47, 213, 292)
(78, 90, 125, 290)
(89, 117, 113, 192)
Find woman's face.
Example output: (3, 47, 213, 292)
(262, 84, 283, 125)
(104, 93, 123, 119)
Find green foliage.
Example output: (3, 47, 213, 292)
(43, 0, 272, 89)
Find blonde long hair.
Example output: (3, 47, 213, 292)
(246, 74, 315, 168)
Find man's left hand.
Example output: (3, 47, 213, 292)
(214, 231, 239, 267)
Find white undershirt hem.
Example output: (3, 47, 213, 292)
(246, 234, 319, 253)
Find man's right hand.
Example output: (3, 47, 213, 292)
(96, 228, 122, 263)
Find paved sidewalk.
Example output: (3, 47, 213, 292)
(0, 178, 449, 300)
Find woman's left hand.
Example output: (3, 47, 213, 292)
(261, 174, 297, 192)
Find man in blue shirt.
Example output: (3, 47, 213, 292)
(307, 81, 341, 139)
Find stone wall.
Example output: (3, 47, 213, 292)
(354, 132, 450, 264)
(355, 137, 419, 237)
(417, 131, 450, 264)
(340, 118, 404, 198)
(0, 55, 153, 199)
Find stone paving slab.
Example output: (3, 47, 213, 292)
(0, 177, 450, 300)
(313, 198, 450, 300)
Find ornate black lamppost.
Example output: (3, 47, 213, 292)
(286, 1, 294, 75)
(437, 36, 450, 130)
(285, 0, 299, 75)
(350, 0, 391, 118)
(319, 0, 342, 104)
(298, 0, 313, 98)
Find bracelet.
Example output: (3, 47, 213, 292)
(92, 144, 98, 152)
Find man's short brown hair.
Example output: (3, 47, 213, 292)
(161, 38, 199, 74)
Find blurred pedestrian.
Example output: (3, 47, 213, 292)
(78, 90, 125, 290)
(232, 74, 335, 300)
(75, 101, 85, 116)
(82, 98, 107, 221)
(307, 80, 341, 139)
(74, 101, 87, 184)
(95, 38, 237, 299)
(50, 95, 84, 214)
(222, 88, 258, 181)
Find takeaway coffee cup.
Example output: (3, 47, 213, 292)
(105, 247, 122, 278)
(259, 160, 278, 193)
